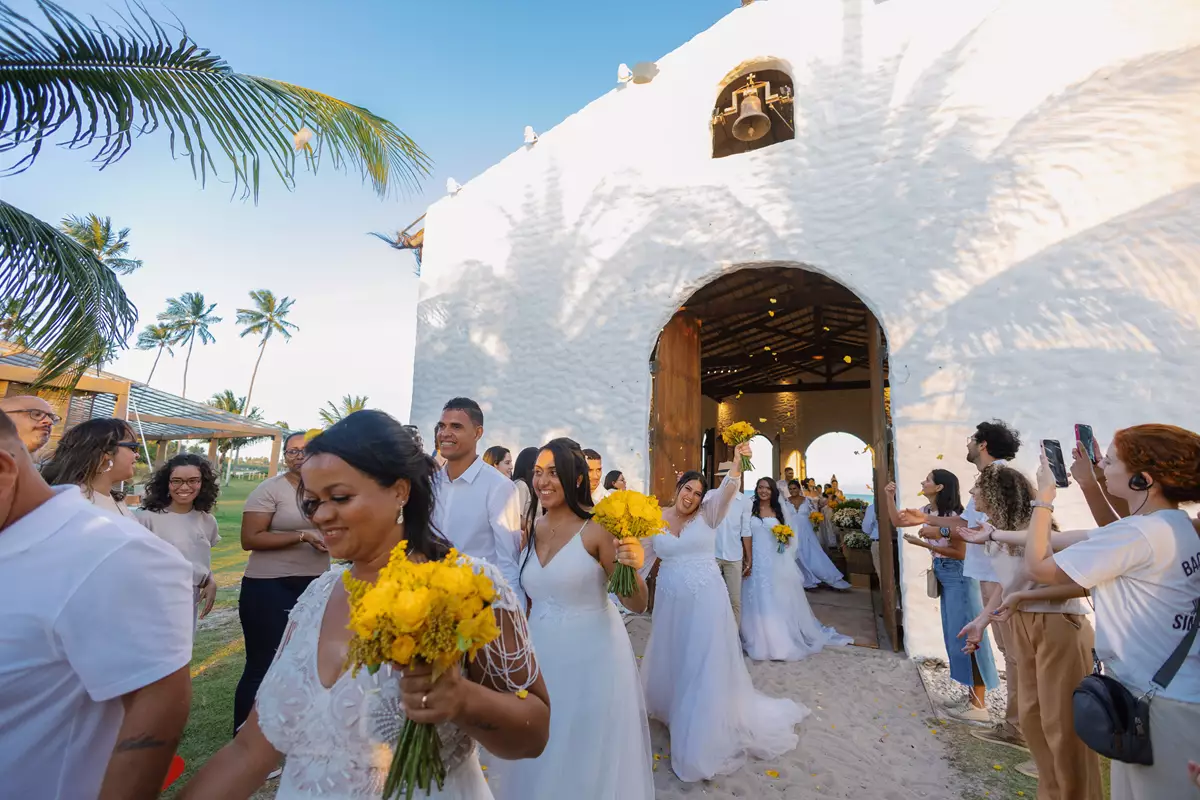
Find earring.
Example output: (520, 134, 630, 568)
(102, 459, 113, 473)
(396, 504, 405, 525)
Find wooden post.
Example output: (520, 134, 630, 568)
(113, 380, 130, 421)
(649, 313, 701, 500)
(154, 440, 168, 467)
(206, 439, 218, 463)
(868, 314, 899, 650)
(267, 433, 283, 478)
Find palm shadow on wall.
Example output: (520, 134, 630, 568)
(414, 7, 1200, 473)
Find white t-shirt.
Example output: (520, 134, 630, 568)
(714, 493, 749, 561)
(1055, 510, 1200, 703)
(961, 459, 1006, 583)
(987, 539, 1090, 615)
(0, 487, 194, 797)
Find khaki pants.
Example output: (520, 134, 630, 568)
(1110, 694, 1200, 800)
(1009, 610, 1102, 800)
(716, 558, 743, 628)
(983, 580, 1022, 735)
(869, 540, 881, 577)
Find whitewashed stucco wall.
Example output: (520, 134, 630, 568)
(412, 0, 1200, 659)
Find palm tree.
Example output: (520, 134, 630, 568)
(59, 214, 143, 275)
(319, 395, 369, 427)
(1, 1, 429, 385)
(1, 299, 26, 343)
(236, 290, 299, 413)
(159, 293, 221, 399)
(135, 323, 182, 385)
(208, 389, 267, 484)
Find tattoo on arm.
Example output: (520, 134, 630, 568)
(114, 733, 174, 753)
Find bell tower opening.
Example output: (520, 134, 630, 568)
(711, 68, 795, 159)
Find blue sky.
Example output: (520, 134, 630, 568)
(5, 0, 739, 434)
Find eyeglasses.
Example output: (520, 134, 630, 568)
(115, 441, 140, 452)
(169, 477, 203, 488)
(285, 448, 307, 458)
(8, 408, 62, 425)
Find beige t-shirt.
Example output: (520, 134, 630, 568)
(242, 474, 330, 579)
(987, 536, 1090, 615)
(134, 509, 220, 586)
(83, 488, 132, 520)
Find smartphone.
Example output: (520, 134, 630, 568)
(1075, 424, 1098, 464)
(1042, 439, 1070, 488)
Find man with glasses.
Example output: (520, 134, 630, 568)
(0, 396, 59, 455)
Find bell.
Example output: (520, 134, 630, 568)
(731, 91, 771, 142)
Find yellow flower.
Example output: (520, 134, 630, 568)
(765, 769, 779, 778)
(457, 608, 500, 656)
(516, 689, 529, 699)
(390, 635, 416, 665)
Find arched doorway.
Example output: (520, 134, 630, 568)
(805, 432, 873, 500)
(648, 265, 900, 649)
(742, 434, 775, 497)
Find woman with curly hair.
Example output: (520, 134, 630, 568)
(40, 418, 140, 519)
(1020, 424, 1200, 800)
(958, 465, 1098, 799)
(135, 453, 222, 628)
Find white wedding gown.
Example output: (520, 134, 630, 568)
(489, 524, 653, 799)
(641, 477, 809, 782)
(784, 500, 851, 590)
(257, 561, 535, 799)
(741, 514, 854, 661)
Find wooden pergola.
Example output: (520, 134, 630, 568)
(0, 343, 286, 476)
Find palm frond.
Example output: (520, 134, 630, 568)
(135, 322, 179, 354)
(59, 212, 143, 275)
(0, 199, 136, 382)
(0, 1, 431, 199)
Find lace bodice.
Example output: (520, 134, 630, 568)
(257, 561, 536, 798)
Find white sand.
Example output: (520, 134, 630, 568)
(482, 615, 969, 799)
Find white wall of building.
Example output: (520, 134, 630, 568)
(412, 0, 1200, 658)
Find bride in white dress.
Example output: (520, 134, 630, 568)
(641, 443, 809, 782)
(782, 480, 850, 590)
(490, 438, 653, 800)
(182, 411, 550, 799)
(742, 478, 854, 661)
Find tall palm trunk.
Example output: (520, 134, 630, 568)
(244, 338, 268, 414)
(147, 343, 165, 385)
(182, 332, 195, 398)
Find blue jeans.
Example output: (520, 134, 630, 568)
(934, 557, 999, 690)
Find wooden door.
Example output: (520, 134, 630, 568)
(868, 314, 900, 650)
(649, 312, 701, 501)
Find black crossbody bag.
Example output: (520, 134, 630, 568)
(1072, 598, 1199, 765)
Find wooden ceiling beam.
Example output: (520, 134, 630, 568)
(686, 286, 860, 319)
(706, 379, 882, 398)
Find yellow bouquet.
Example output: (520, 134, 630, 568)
(721, 421, 757, 472)
(771, 523, 794, 554)
(592, 490, 664, 596)
(343, 544, 501, 800)
(809, 511, 824, 527)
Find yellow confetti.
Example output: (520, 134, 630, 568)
(516, 689, 529, 699)
(843, 355, 852, 364)
(930, 729, 938, 734)
(735, 391, 744, 398)
(831, 724, 836, 729)
(769, 298, 777, 304)
(822, 326, 830, 331)
(764, 345, 771, 351)
(652, 764, 657, 772)
(1017, 793, 1025, 797)
(759, 418, 767, 423)
(993, 764, 1004, 770)
(653, 754, 661, 761)
(811, 773, 817, 777)
(480, 765, 488, 772)
(768, 310, 775, 317)
(936, 454, 944, 460)
(765, 770, 780, 778)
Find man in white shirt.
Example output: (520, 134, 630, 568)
(0, 411, 194, 798)
(862, 502, 881, 576)
(713, 462, 752, 626)
(0, 395, 57, 455)
(433, 397, 525, 606)
(584, 448, 607, 506)
(776, 466, 795, 499)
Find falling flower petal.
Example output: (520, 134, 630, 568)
(293, 126, 314, 151)
(936, 454, 944, 460)
(764, 346, 771, 351)
(930, 729, 938, 734)
(480, 765, 488, 772)
(765, 770, 779, 778)
(769, 298, 777, 304)
(843, 355, 852, 363)
(516, 689, 529, 699)
(993, 764, 1003, 771)
(768, 310, 775, 317)
(759, 418, 767, 423)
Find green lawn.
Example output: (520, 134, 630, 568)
(169, 478, 260, 794)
